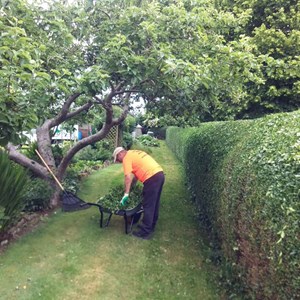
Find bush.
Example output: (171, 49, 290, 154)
(60, 140, 74, 156)
(166, 110, 300, 299)
(0, 150, 28, 233)
(20, 141, 38, 161)
(64, 160, 103, 193)
(130, 141, 153, 154)
(74, 142, 111, 162)
(122, 131, 133, 149)
(21, 142, 63, 166)
(52, 144, 63, 166)
(74, 145, 100, 161)
(22, 178, 53, 211)
(63, 166, 81, 194)
(136, 135, 159, 147)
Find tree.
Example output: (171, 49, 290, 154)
(138, 0, 266, 121)
(214, 0, 300, 118)
(0, 0, 42, 145)
(2, 0, 273, 206)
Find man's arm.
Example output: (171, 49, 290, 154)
(124, 174, 133, 194)
(119, 174, 133, 205)
(131, 176, 138, 188)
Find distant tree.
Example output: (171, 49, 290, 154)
(214, 0, 300, 118)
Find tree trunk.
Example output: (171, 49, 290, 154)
(56, 123, 113, 180)
(36, 122, 56, 169)
(7, 90, 129, 208)
(50, 187, 61, 208)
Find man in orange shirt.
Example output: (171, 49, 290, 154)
(113, 147, 165, 240)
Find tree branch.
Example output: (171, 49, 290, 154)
(6, 143, 50, 180)
(64, 100, 93, 121)
(57, 123, 113, 177)
(94, 95, 109, 109)
(112, 93, 131, 125)
(113, 89, 139, 95)
(51, 92, 82, 126)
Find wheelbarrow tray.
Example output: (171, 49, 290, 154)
(82, 202, 143, 234)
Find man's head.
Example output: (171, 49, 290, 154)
(112, 147, 126, 163)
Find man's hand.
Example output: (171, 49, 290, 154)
(120, 194, 129, 206)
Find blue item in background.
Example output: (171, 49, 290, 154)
(78, 131, 82, 140)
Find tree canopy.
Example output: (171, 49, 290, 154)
(215, 0, 300, 118)
(1, 0, 299, 205)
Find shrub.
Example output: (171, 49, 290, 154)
(136, 135, 159, 147)
(52, 144, 63, 166)
(74, 145, 99, 161)
(0, 150, 28, 233)
(22, 178, 53, 211)
(74, 143, 111, 162)
(148, 127, 167, 139)
(64, 160, 103, 193)
(60, 140, 75, 156)
(166, 110, 300, 299)
(21, 142, 64, 166)
(130, 141, 152, 154)
(63, 166, 81, 194)
(122, 131, 133, 149)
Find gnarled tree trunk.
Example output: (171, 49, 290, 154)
(7, 88, 130, 208)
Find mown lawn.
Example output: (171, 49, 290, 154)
(0, 141, 226, 299)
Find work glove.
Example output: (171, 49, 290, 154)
(120, 193, 129, 206)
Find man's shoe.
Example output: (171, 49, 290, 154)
(132, 230, 153, 240)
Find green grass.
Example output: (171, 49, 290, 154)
(0, 141, 225, 299)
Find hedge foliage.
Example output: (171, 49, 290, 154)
(166, 110, 300, 299)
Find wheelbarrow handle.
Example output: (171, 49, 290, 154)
(81, 202, 101, 208)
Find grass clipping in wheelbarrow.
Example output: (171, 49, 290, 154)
(97, 184, 143, 212)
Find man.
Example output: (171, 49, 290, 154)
(112, 147, 165, 240)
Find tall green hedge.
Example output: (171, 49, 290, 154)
(166, 110, 300, 299)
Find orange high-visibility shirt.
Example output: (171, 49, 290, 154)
(122, 150, 163, 183)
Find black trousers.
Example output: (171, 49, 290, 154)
(140, 171, 165, 235)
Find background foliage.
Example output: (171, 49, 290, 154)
(214, 0, 300, 119)
(1, 0, 299, 143)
